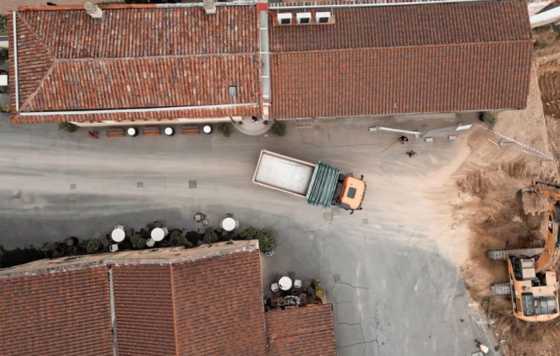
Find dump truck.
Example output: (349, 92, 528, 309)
(252, 150, 366, 212)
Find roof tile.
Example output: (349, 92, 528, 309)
(0, 267, 113, 356)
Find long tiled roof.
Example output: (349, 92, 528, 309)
(0, 242, 334, 356)
(0, 267, 113, 356)
(8, 0, 532, 124)
(269, 0, 532, 118)
(112, 264, 179, 356)
(10, 4, 260, 123)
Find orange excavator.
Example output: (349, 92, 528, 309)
(488, 181, 560, 322)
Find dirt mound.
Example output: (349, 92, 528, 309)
(453, 118, 560, 355)
(539, 70, 560, 119)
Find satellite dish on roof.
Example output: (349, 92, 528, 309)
(84, 1, 103, 19)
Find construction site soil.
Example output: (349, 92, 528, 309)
(452, 43, 560, 355)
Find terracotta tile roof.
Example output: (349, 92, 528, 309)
(112, 264, 178, 356)
(9, 4, 260, 123)
(0, 242, 336, 355)
(266, 304, 337, 356)
(173, 250, 267, 355)
(0, 266, 113, 356)
(269, 1, 532, 118)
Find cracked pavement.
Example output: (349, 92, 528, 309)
(0, 113, 493, 355)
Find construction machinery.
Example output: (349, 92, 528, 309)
(488, 181, 560, 322)
(252, 150, 366, 212)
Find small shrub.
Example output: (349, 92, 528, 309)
(169, 230, 190, 247)
(237, 227, 276, 254)
(257, 230, 276, 255)
(85, 239, 102, 254)
(0, 48, 8, 61)
(58, 122, 79, 133)
(479, 112, 496, 128)
(218, 123, 232, 137)
(271, 121, 286, 136)
(203, 229, 219, 245)
(0, 245, 44, 268)
(0, 15, 7, 35)
(185, 231, 201, 246)
(238, 227, 259, 240)
(130, 233, 146, 250)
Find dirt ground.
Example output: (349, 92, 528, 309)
(450, 46, 560, 355)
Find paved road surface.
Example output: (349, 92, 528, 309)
(0, 113, 494, 355)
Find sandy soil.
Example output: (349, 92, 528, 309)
(444, 56, 560, 355)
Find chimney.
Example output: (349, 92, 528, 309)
(203, 0, 216, 15)
(84, 1, 103, 19)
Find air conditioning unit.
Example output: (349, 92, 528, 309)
(277, 13, 293, 25)
(315, 11, 332, 24)
(296, 12, 311, 24)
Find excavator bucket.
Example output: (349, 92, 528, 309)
(521, 188, 548, 216)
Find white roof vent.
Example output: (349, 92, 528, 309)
(296, 12, 311, 24)
(84, 1, 103, 19)
(277, 13, 293, 25)
(316, 11, 332, 24)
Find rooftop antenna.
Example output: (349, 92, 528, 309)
(84, 1, 103, 19)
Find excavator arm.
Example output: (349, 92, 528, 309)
(522, 181, 560, 272)
(535, 203, 560, 272)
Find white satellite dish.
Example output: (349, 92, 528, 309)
(111, 226, 126, 243)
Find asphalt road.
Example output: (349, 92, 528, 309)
(0, 113, 494, 355)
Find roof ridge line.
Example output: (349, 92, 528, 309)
(15, 13, 55, 59)
(19, 60, 57, 112)
(15, 14, 58, 112)
(272, 38, 533, 55)
(54, 51, 259, 62)
(169, 264, 181, 356)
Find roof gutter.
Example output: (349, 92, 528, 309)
(108, 266, 119, 356)
(258, 1, 271, 121)
(12, 11, 19, 112)
(19, 102, 258, 117)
